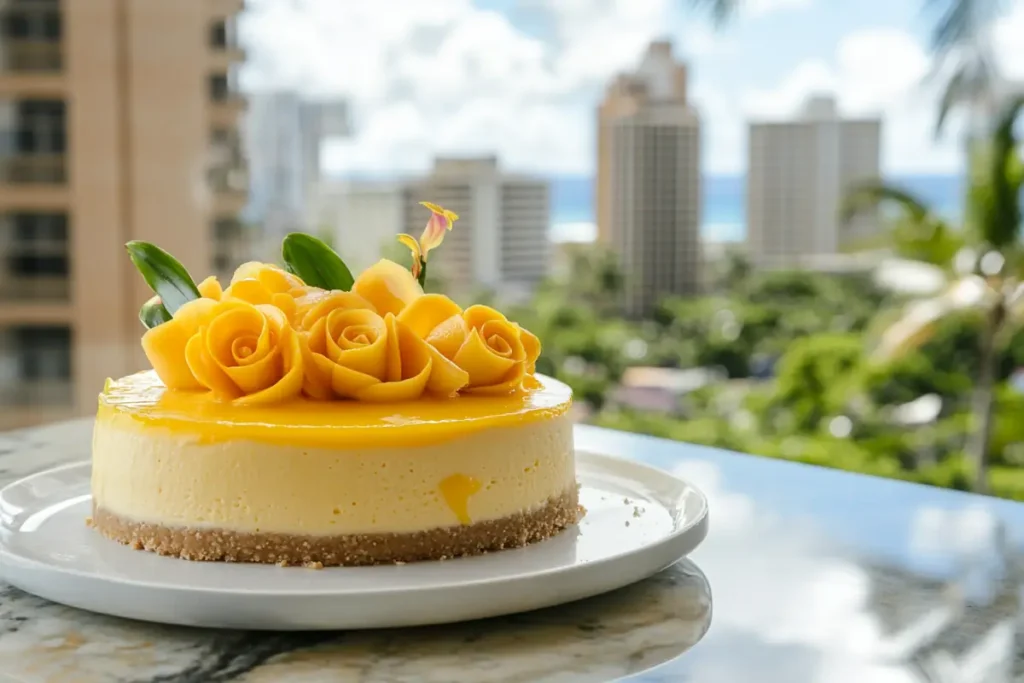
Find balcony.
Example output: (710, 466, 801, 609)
(0, 154, 68, 209)
(0, 39, 61, 72)
(209, 167, 248, 215)
(0, 377, 74, 430)
(209, 94, 246, 127)
(212, 187, 248, 216)
(0, 0, 64, 93)
(0, 41, 64, 97)
(0, 153, 65, 184)
(0, 376, 71, 406)
(0, 275, 69, 302)
(209, 72, 246, 128)
(209, 46, 245, 72)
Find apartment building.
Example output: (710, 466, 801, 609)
(596, 40, 702, 318)
(398, 157, 550, 302)
(746, 95, 882, 270)
(245, 92, 349, 253)
(0, 0, 250, 429)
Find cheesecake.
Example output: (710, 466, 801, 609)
(91, 204, 580, 566)
(92, 370, 577, 566)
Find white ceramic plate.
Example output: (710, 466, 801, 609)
(0, 451, 708, 630)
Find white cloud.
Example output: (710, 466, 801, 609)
(240, 0, 1023, 178)
(241, 0, 675, 176)
(746, 0, 814, 18)
(743, 59, 837, 117)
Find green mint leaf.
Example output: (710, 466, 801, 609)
(125, 241, 201, 314)
(281, 233, 354, 291)
(139, 296, 173, 329)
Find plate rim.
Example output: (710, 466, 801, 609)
(0, 450, 708, 597)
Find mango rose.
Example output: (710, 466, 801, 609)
(397, 298, 541, 395)
(351, 259, 423, 317)
(298, 288, 467, 400)
(196, 275, 223, 300)
(182, 299, 304, 405)
(222, 262, 317, 321)
(295, 289, 376, 332)
(141, 297, 219, 390)
(301, 305, 454, 401)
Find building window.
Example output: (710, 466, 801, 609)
(1, 99, 66, 153)
(0, 99, 67, 182)
(0, 2, 61, 71)
(210, 128, 231, 145)
(0, 3, 61, 40)
(213, 217, 241, 241)
(14, 326, 70, 380)
(210, 20, 228, 49)
(209, 74, 230, 101)
(0, 325, 73, 406)
(1, 212, 70, 300)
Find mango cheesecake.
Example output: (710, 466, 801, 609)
(91, 203, 580, 566)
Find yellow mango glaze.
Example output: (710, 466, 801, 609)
(98, 370, 572, 449)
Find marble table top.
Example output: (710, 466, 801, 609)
(2, 421, 1024, 682)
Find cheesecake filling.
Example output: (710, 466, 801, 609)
(92, 416, 575, 536)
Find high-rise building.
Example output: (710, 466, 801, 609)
(399, 157, 550, 301)
(310, 180, 403, 274)
(244, 92, 349, 247)
(596, 40, 702, 318)
(746, 95, 882, 270)
(0, 0, 250, 429)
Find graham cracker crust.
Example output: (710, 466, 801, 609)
(91, 489, 581, 567)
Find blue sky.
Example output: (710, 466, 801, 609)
(240, 0, 1024, 177)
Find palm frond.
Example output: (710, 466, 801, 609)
(875, 275, 999, 361)
(844, 182, 963, 268)
(965, 94, 1024, 248)
(925, 0, 1007, 54)
(934, 53, 999, 137)
(1009, 282, 1024, 327)
(843, 182, 934, 224)
(985, 94, 1024, 248)
(686, 0, 741, 25)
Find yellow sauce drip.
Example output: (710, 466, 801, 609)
(97, 371, 572, 449)
(438, 474, 482, 525)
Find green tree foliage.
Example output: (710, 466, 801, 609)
(769, 334, 864, 432)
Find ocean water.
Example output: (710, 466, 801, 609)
(550, 175, 964, 243)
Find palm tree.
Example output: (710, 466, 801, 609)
(843, 95, 1024, 492)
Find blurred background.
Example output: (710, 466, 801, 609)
(1, 0, 1022, 498)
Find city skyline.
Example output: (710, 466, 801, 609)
(239, 0, 1024, 178)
